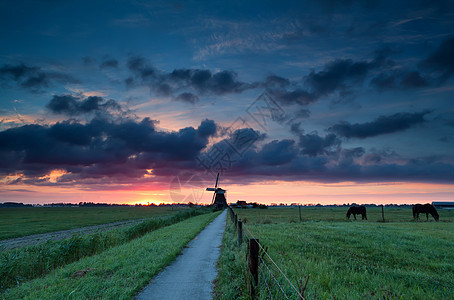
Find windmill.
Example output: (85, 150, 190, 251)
(206, 173, 228, 209)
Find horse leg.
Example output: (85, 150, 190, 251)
(353, 214, 357, 220)
(426, 213, 429, 221)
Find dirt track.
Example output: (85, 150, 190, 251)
(0, 219, 144, 250)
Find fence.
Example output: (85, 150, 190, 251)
(227, 206, 307, 299)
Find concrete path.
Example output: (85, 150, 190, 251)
(136, 210, 227, 300)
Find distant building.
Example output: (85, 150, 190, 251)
(432, 201, 454, 209)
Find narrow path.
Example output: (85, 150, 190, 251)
(0, 219, 144, 250)
(136, 210, 227, 300)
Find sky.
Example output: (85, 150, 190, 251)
(1, 0, 454, 205)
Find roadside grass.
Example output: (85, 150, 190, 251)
(0, 208, 210, 291)
(1, 211, 221, 299)
(217, 207, 454, 299)
(0, 206, 186, 240)
(213, 219, 249, 300)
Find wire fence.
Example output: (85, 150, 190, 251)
(227, 206, 307, 300)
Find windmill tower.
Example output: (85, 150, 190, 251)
(206, 173, 228, 209)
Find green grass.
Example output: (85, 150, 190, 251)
(0, 206, 186, 240)
(213, 218, 249, 300)
(2, 211, 220, 299)
(216, 207, 454, 299)
(235, 206, 454, 223)
(0, 209, 210, 291)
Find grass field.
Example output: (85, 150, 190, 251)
(0, 206, 186, 240)
(2, 211, 220, 299)
(215, 206, 454, 299)
(0, 208, 210, 291)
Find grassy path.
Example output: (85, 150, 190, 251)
(2, 211, 220, 299)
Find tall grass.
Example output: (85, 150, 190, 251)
(0, 208, 209, 291)
(213, 219, 249, 300)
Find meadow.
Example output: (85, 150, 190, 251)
(0, 208, 212, 292)
(2, 211, 220, 299)
(215, 206, 454, 299)
(0, 206, 186, 240)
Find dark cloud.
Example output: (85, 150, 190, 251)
(0, 118, 218, 181)
(0, 63, 78, 92)
(400, 71, 428, 88)
(370, 73, 396, 90)
(100, 58, 119, 69)
(419, 36, 454, 82)
(371, 70, 429, 90)
(1, 115, 453, 185)
(268, 88, 316, 106)
(263, 75, 291, 88)
(126, 56, 256, 98)
(46, 95, 122, 116)
(328, 111, 430, 139)
(305, 59, 372, 98)
(174, 92, 199, 104)
(299, 132, 340, 156)
(258, 139, 298, 166)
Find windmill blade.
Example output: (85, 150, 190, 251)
(206, 188, 215, 191)
(211, 191, 216, 204)
(214, 173, 219, 188)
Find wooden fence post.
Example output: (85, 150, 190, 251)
(234, 214, 238, 231)
(249, 238, 259, 298)
(381, 205, 385, 222)
(238, 220, 243, 246)
(299, 205, 302, 222)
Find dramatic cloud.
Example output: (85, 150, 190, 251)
(420, 36, 454, 81)
(267, 88, 316, 106)
(46, 95, 122, 116)
(126, 56, 256, 100)
(298, 132, 340, 156)
(258, 139, 298, 166)
(328, 111, 430, 139)
(371, 70, 429, 90)
(174, 92, 199, 104)
(0, 63, 77, 92)
(305, 59, 372, 97)
(0, 118, 218, 181)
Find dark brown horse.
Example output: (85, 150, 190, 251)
(346, 205, 367, 220)
(413, 204, 439, 221)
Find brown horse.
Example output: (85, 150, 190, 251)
(346, 205, 367, 220)
(413, 204, 439, 221)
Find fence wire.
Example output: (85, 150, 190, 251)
(230, 209, 305, 300)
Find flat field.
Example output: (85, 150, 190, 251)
(2, 211, 220, 299)
(0, 206, 186, 240)
(222, 206, 454, 299)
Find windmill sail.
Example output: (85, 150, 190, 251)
(205, 173, 227, 209)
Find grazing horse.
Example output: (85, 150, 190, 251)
(413, 204, 439, 221)
(346, 205, 367, 220)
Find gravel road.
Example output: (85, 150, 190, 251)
(136, 209, 227, 300)
(0, 219, 144, 250)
